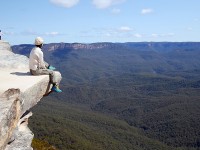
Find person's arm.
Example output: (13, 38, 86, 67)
(38, 50, 46, 69)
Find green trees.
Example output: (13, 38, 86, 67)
(30, 98, 176, 150)
(12, 42, 200, 149)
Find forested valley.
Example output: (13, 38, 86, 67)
(12, 42, 200, 150)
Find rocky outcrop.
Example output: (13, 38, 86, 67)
(42, 42, 120, 51)
(0, 41, 62, 150)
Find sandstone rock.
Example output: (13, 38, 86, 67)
(0, 89, 21, 150)
(0, 41, 12, 52)
(0, 41, 62, 150)
(5, 111, 34, 150)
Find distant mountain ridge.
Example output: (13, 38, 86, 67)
(12, 42, 200, 52)
(12, 42, 200, 82)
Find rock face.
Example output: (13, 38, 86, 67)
(0, 41, 62, 150)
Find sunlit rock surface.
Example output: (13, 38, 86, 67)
(0, 41, 62, 150)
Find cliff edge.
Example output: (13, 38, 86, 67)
(0, 41, 61, 150)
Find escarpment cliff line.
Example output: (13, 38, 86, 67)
(0, 41, 62, 150)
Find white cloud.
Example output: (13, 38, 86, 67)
(21, 30, 64, 37)
(21, 30, 38, 36)
(119, 26, 133, 32)
(134, 33, 143, 38)
(45, 32, 59, 36)
(92, 0, 126, 9)
(141, 8, 153, 15)
(111, 8, 121, 14)
(151, 33, 158, 38)
(50, 0, 79, 8)
(161, 33, 175, 37)
(150, 33, 175, 38)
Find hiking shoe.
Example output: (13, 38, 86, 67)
(51, 85, 62, 93)
(48, 65, 56, 70)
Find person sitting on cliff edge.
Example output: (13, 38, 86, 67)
(29, 37, 62, 93)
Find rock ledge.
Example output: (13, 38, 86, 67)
(0, 41, 61, 150)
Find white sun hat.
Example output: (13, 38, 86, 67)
(35, 37, 44, 45)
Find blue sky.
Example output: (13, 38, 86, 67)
(1, 0, 200, 45)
